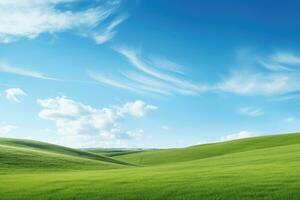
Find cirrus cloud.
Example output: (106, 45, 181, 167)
(0, 0, 125, 43)
(238, 106, 264, 117)
(217, 50, 300, 97)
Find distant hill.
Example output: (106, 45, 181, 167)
(115, 132, 300, 165)
(85, 147, 144, 157)
(0, 137, 133, 172)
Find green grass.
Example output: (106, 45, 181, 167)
(1, 133, 300, 199)
(0, 138, 132, 173)
(115, 132, 300, 165)
(86, 147, 144, 157)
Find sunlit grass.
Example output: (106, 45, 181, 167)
(1, 133, 300, 199)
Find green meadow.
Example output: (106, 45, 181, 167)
(1, 133, 300, 199)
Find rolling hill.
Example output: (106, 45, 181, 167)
(115, 132, 300, 165)
(1, 133, 300, 199)
(86, 148, 144, 157)
(0, 137, 133, 172)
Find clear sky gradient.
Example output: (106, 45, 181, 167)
(1, 0, 300, 148)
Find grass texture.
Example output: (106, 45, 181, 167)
(1, 133, 300, 199)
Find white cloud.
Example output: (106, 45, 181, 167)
(120, 100, 157, 118)
(161, 125, 169, 130)
(93, 14, 127, 44)
(272, 94, 300, 101)
(90, 47, 207, 96)
(148, 56, 185, 74)
(218, 71, 300, 96)
(217, 50, 300, 97)
(0, 63, 56, 80)
(115, 47, 206, 94)
(0, 124, 17, 135)
(271, 52, 300, 65)
(88, 49, 300, 97)
(258, 60, 290, 71)
(258, 52, 300, 71)
(88, 71, 142, 93)
(122, 71, 178, 95)
(4, 88, 27, 103)
(220, 131, 257, 142)
(238, 106, 263, 117)
(37, 96, 156, 141)
(0, 0, 119, 43)
(89, 71, 174, 96)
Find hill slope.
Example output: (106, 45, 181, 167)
(115, 132, 300, 165)
(86, 148, 144, 157)
(1, 133, 300, 199)
(1, 134, 300, 199)
(0, 137, 132, 172)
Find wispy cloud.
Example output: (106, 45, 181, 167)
(0, 63, 57, 80)
(93, 14, 128, 44)
(89, 71, 172, 96)
(115, 47, 205, 94)
(0, 62, 100, 84)
(217, 71, 300, 96)
(122, 72, 174, 95)
(90, 48, 300, 98)
(258, 60, 290, 71)
(271, 52, 300, 65)
(238, 106, 263, 117)
(272, 94, 300, 101)
(258, 52, 300, 71)
(148, 56, 185, 74)
(89, 47, 207, 96)
(217, 49, 300, 96)
(88, 71, 143, 93)
(0, 0, 122, 43)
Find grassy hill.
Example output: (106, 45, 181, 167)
(1, 133, 300, 199)
(86, 148, 144, 157)
(115, 132, 300, 165)
(0, 138, 132, 172)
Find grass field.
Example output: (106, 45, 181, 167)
(1, 133, 300, 199)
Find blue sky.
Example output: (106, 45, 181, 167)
(1, 0, 300, 148)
